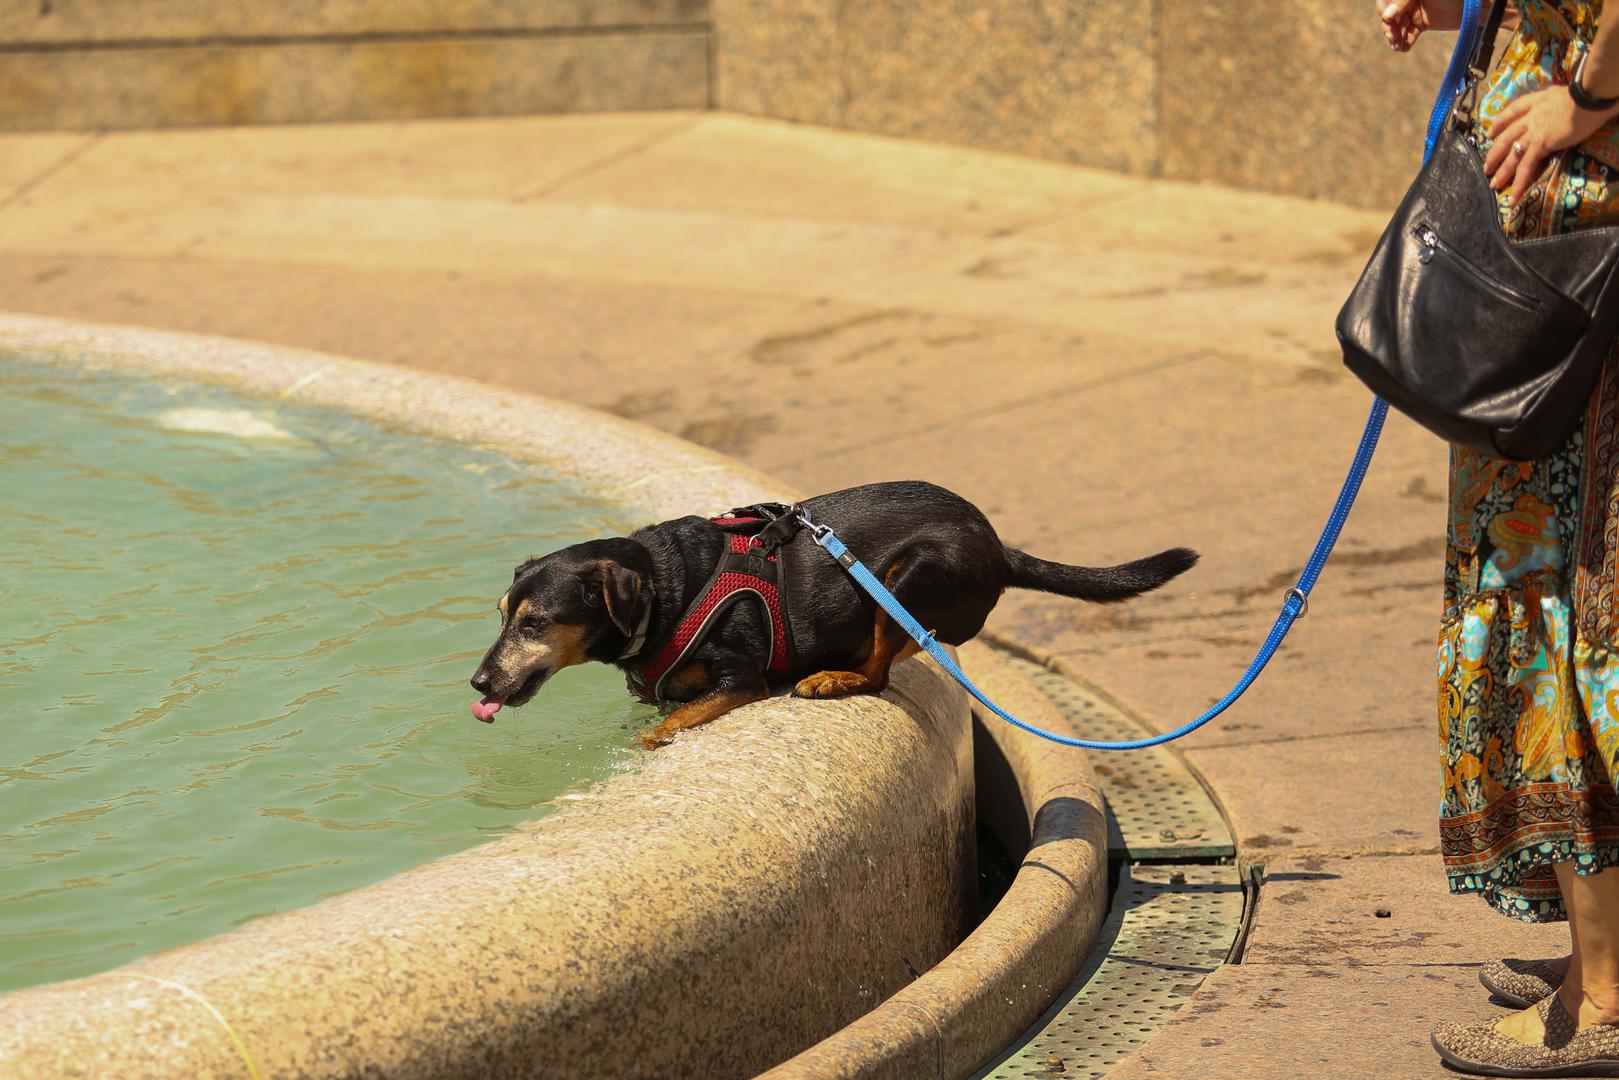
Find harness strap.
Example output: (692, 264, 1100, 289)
(712, 502, 803, 551)
(632, 518, 794, 702)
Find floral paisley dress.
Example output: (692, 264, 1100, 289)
(1441, 0, 1619, 920)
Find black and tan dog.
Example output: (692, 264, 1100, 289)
(470, 480, 1196, 748)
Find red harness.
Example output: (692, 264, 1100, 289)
(633, 515, 792, 702)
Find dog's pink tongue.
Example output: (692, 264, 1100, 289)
(470, 697, 503, 723)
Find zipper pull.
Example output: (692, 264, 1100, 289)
(1417, 227, 1438, 264)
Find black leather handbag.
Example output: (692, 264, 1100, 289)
(1337, 0, 1619, 460)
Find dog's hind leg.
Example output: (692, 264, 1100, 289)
(793, 610, 920, 700)
(793, 556, 940, 700)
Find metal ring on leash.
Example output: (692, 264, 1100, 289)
(1285, 587, 1309, 619)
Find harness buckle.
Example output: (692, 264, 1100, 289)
(727, 502, 807, 553)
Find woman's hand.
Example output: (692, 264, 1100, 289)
(1486, 86, 1619, 203)
(1379, 0, 1467, 51)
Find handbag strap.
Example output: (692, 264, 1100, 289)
(1451, 0, 1512, 132)
(1471, 0, 1511, 77)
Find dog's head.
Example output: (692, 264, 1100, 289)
(468, 538, 650, 723)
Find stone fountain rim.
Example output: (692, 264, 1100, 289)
(0, 312, 1106, 1080)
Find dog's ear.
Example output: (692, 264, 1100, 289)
(590, 561, 642, 637)
(512, 557, 542, 581)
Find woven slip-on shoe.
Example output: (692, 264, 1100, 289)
(1481, 958, 1566, 1009)
(1433, 996, 1619, 1077)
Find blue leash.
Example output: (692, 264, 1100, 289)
(799, 1, 1481, 750)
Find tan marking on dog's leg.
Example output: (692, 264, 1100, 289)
(794, 558, 921, 701)
(794, 613, 918, 699)
(640, 686, 768, 750)
(660, 662, 711, 700)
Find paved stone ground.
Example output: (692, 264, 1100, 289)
(0, 112, 1575, 1076)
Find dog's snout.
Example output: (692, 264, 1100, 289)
(470, 670, 494, 695)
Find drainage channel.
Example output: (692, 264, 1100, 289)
(973, 656, 1244, 1080)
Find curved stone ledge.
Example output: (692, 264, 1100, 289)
(0, 314, 978, 1079)
(763, 642, 1110, 1079)
(0, 668, 973, 1079)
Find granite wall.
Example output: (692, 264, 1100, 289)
(1, 0, 1464, 207)
(0, 1, 711, 130)
(713, 0, 1458, 209)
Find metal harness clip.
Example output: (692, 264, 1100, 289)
(795, 506, 833, 542)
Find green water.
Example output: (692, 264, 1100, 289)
(0, 361, 655, 993)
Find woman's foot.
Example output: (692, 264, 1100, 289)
(1494, 983, 1619, 1046)
(1495, 990, 1559, 1046)
(1481, 956, 1572, 1008)
(1433, 994, 1619, 1076)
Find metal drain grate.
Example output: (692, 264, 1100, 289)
(972, 654, 1246, 1078)
(1004, 657, 1232, 861)
(975, 863, 1244, 1079)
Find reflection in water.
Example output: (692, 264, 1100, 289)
(0, 362, 655, 992)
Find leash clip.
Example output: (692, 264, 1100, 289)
(795, 507, 833, 542)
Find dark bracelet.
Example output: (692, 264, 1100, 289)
(1571, 48, 1619, 111)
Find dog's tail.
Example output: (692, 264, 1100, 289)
(1003, 545, 1198, 603)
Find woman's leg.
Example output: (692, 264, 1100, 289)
(1497, 863, 1619, 1042)
(1554, 862, 1619, 1026)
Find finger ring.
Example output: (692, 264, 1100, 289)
(1512, 141, 1527, 157)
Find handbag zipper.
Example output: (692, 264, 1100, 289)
(1413, 224, 1541, 310)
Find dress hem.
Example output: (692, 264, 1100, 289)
(1447, 841, 1619, 922)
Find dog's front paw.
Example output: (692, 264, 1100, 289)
(638, 728, 674, 750)
(792, 671, 874, 699)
